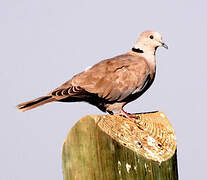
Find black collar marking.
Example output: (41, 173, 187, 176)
(132, 47, 144, 53)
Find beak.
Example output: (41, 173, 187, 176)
(161, 42, 168, 49)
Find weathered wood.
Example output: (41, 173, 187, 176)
(62, 112, 178, 180)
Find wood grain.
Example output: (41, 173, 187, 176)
(62, 112, 178, 180)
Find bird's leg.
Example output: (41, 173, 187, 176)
(120, 108, 138, 119)
(120, 109, 133, 118)
(107, 109, 139, 121)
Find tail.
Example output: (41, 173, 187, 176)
(17, 96, 55, 112)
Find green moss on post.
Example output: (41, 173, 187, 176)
(62, 112, 178, 180)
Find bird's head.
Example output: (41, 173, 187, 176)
(133, 31, 168, 53)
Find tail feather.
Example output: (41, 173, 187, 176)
(17, 96, 55, 112)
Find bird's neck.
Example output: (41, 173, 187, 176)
(131, 46, 156, 74)
(142, 51, 156, 69)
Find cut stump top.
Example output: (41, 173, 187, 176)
(91, 111, 176, 163)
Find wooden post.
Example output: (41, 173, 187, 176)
(62, 111, 178, 180)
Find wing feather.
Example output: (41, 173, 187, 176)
(48, 54, 150, 102)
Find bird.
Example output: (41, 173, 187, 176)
(17, 31, 168, 117)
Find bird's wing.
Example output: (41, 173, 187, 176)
(49, 54, 150, 101)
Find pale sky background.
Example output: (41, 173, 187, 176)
(1, 0, 207, 179)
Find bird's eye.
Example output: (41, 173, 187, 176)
(149, 35, 154, 39)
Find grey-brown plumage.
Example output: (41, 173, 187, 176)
(17, 31, 168, 115)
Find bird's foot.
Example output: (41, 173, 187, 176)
(120, 109, 140, 122)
